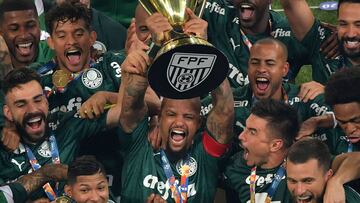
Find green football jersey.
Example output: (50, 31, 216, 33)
(203, 0, 309, 88)
(91, 0, 136, 27)
(314, 127, 360, 155)
(0, 183, 27, 203)
(121, 118, 224, 203)
(223, 151, 292, 203)
(0, 41, 53, 128)
(300, 20, 354, 84)
(36, 51, 125, 200)
(223, 151, 360, 202)
(201, 83, 331, 136)
(36, 41, 54, 65)
(0, 111, 108, 198)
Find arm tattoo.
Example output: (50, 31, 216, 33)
(16, 171, 49, 195)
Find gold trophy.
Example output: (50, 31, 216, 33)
(140, 0, 229, 99)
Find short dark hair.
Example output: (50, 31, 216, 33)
(325, 68, 360, 106)
(45, 0, 92, 34)
(2, 68, 41, 96)
(337, 0, 360, 16)
(287, 138, 332, 172)
(0, 0, 38, 23)
(253, 38, 289, 60)
(67, 155, 106, 185)
(251, 99, 299, 149)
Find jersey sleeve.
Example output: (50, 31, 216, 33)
(0, 183, 27, 203)
(118, 117, 150, 156)
(300, 20, 325, 59)
(301, 93, 330, 120)
(59, 110, 108, 141)
(344, 185, 360, 202)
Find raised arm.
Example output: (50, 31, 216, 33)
(117, 49, 150, 133)
(280, 0, 315, 41)
(206, 79, 234, 144)
(324, 152, 360, 203)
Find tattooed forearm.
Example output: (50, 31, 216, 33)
(207, 79, 234, 144)
(120, 74, 149, 132)
(16, 171, 49, 195)
(206, 114, 233, 144)
(15, 164, 67, 195)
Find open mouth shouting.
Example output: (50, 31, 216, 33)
(65, 48, 82, 66)
(23, 113, 46, 136)
(343, 38, 360, 50)
(169, 128, 188, 150)
(254, 76, 270, 96)
(295, 192, 313, 203)
(239, 3, 255, 21)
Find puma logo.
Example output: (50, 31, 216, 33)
(230, 38, 241, 51)
(11, 159, 25, 171)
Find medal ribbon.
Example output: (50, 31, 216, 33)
(160, 149, 190, 203)
(36, 60, 57, 75)
(347, 139, 353, 152)
(249, 163, 286, 203)
(249, 166, 256, 203)
(24, 134, 61, 201)
(265, 164, 286, 202)
(239, 20, 272, 51)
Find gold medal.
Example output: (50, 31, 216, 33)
(52, 70, 71, 91)
(55, 195, 73, 203)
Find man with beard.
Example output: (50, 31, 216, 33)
(280, 0, 360, 83)
(201, 38, 335, 139)
(223, 100, 360, 202)
(0, 0, 53, 78)
(118, 41, 234, 202)
(0, 1, 160, 201)
(0, 60, 130, 200)
(203, 0, 338, 86)
(286, 139, 360, 203)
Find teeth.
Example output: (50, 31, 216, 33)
(27, 117, 41, 123)
(256, 78, 268, 82)
(346, 41, 359, 45)
(297, 196, 311, 200)
(18, 43, 32, 48)
(172, 129, 185, 134)
(240, 4, 252, 9)
(67, 50, 79, 54)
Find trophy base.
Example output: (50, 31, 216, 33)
(148, 37, 229, 99)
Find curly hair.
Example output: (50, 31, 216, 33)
(45, 0, 92, 34)
(325, 68, 360, 106)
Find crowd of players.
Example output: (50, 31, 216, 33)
(0, 0, 359, 202)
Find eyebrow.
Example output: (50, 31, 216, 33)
(336, 115, 360, 124)
(13, 93, 43, 104)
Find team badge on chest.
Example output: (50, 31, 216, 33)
(37, 141, 52, 158)
(176, 156, 197, 177)
(82, 68, 103, 89)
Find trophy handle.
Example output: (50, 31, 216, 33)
(195, 0, 207, 18)
(139, 0, 157, 15)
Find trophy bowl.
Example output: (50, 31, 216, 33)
(140, 0, 229, 99)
